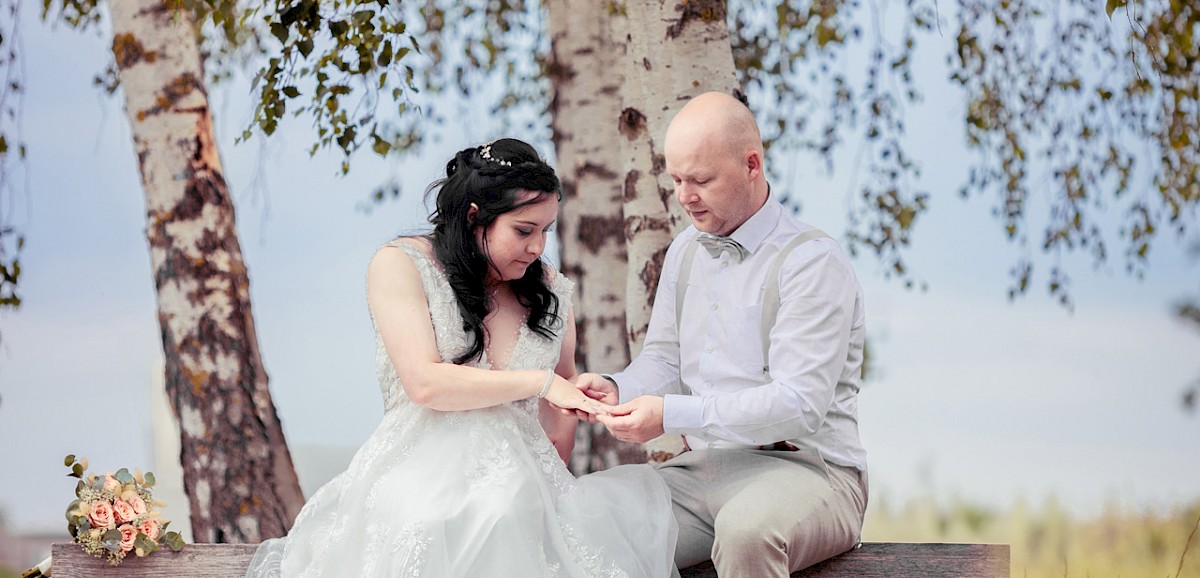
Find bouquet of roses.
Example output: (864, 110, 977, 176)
(60, 454, 185, 565)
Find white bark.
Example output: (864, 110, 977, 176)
(617, 0, 740, 354)
(616, 0, 741, 462)
(549, 0, 741, 465)
(109, 0, 303, 542)
(547, 0, 651, 472)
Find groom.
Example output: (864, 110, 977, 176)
(576, 92, 869, 576)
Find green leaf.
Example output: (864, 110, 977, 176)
(163, 531, 186, 551)
(70, 463, 84, 478)
(144, 471, 156, 487)
(64, 454, 76, 467)
(372, 136, 390, 156)
(282, 86, 300, 98)
(102, 529, 123, 552)
(1105, 0, 1125, 19)
(115, 468, 134, 485)
(270, 22, 288, 44)
(134, 534, 158, 556)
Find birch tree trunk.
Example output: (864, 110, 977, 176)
(546, 0, 648, 472)
(549, 0, 741, 466)
(109, 0, 304, 542)
(617, 0, 740, 355)
(614, 0, 740, 462)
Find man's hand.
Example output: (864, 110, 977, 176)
(575, 373, 618, 404)
(597, 395, 665, 443)
(559, 373, 619, 422)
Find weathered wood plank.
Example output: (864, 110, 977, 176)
(51, 543, 258, 578)
(679, 543, 1010, 577)
(51, 541, 1009, 577)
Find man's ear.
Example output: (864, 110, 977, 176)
(467, 203, 479, 224)
(745, 150, 763, 181)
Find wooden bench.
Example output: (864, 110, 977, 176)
(50, 541, 1009, 577)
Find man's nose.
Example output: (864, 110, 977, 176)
(676, 183, 696, 206)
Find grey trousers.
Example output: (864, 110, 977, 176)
(656, 448, 868, 577)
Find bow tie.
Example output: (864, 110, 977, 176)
(696, 233, 748, 263)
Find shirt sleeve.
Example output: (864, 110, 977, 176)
(610, 235, 690, 403)
(661, 240, 859, 445)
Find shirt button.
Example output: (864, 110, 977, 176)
(705, 346, 713, 353)
(711, 303, 718, 310)
(721, 261, 729, 269)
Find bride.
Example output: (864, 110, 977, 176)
(246, 138, 679, 577)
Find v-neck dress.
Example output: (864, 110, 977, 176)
(245, 239, 679, 578)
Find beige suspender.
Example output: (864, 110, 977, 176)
(675, 228, 830, 380)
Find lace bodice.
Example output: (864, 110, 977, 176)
(372, 239, 574, 413)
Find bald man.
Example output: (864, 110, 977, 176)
(576, 92, 869, 576)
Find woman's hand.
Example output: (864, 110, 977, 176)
(543, 374, 612, 417)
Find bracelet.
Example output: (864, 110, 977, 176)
(536, 369, 554, 399)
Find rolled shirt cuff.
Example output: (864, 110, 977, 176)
(662, 393, 705, 436)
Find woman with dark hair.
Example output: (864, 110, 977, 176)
(246, 138, 679, 577)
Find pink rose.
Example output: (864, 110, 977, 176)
(139, 518, 160, 541)
(127, 494, 148, 516)
(102, 474, 121, 493)
(87, 501, 115, 529)
(117, 524, 138, 553)
(113, 499, 137, 524)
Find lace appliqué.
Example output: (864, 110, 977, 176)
(468, 420, 518, 490)
(391, 522, 432, 576)
(560, 522, 631, 578)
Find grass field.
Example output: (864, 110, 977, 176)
(863, 494, 1200, 578)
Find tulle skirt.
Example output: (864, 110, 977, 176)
(246, 401, 678, 578)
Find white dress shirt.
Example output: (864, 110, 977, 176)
(612, 194, 868, 471)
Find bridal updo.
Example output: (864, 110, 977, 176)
(426, 138, 563, 365)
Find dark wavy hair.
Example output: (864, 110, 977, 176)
(425, 138, 563, 365)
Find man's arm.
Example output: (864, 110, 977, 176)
(607, 234, 692, 402)
(662, 242, 861, 445)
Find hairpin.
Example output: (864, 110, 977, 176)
(479, 141, 512, 167)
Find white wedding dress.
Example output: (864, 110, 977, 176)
(246, 240, 679, 577)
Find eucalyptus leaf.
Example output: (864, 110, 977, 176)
(64, 454, 76, 466)
(134, 534, 158, 556)
(102, 529, 122, 552)
(65, 498, 82, 520)
(115, 468, 134, 485)
(163, 531, 185, 551)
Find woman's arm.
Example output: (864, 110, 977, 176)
(539, 305, 580, 463)
(368, 245, 603, 414)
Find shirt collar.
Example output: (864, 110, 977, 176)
(726, 185, 781, 256)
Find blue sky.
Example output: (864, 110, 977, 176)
(1, 5, 1197, 535)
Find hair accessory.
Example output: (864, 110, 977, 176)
(537, 368, 554, 399)
(480, 141, 513, 167)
